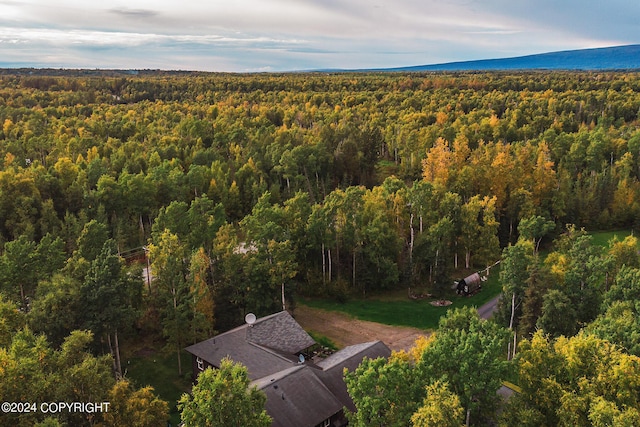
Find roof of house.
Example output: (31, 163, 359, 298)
(316, 340, 390, 371)
(185, 311, 316, 381)
(253, 365, 344, 427)
(316, 341, 392, 413)
(186, 311, 392, 427)
(246, 311, 316, 354)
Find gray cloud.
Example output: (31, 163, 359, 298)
(0, 0, 637, 71)
(109, 8, 159, 19)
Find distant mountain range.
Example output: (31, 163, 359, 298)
(368, 45, 640, 72)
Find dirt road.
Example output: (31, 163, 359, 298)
(294, 305, 429, 352)
(478, 294, 502, 319)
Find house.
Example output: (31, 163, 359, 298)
(185, 311, 391, 427)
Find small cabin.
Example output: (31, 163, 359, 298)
(456, 272, 482, 296)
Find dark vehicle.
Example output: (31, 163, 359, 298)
(455, 272, 482, 296)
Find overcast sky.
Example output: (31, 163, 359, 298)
(0, 0, 638, 72)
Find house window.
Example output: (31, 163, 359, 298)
(196, 357, 204, 371)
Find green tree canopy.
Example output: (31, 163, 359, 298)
(411, 381, 464, 427)
(344, 355, 421, 427)
(345, 307, 510, 426)
(100, 379, 169, 427)
(587, 266, 640, 356)
(149, 229, 191, 375)
(518, 215, 555, 254)
(418, 307, 511, 424)
(178, 358, 271, 427)
(536, 289, 578, 338)
(502, 331, 640, 427)
(0, 329, 113, 426)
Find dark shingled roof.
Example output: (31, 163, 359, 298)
(247, 311, 316, 354)
(185, 311, 313, 381)
(317, 341, 391, 412)
(186, 312, 392, 427)
(253, 366, 344, 427)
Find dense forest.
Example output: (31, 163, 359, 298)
(1, 70, 640, 425)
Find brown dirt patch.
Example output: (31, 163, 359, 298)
(293, 305, 429, 352)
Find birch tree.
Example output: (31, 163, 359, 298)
(499, 239, 534, 359)
(149, 230, 190, 376)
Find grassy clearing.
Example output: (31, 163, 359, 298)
(589, 229, 635, 248)
(539, 229, 635, 260)
(301, 265, 502, 331)
(124, 349, 192, 427)
(308, 331, 339, 351)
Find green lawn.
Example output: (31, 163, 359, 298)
(301, 265, 502, 331)
(308, 331, 339, 351)
(589, 229, 635, 248)
(124, 350, 192, 427)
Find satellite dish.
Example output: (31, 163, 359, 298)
(298, 354, 305, 363)
(245, 313, 256, 325)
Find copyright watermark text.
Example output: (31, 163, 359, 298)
(1, 401, 110, 414)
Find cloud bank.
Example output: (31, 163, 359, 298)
(0, 0, 637, 71)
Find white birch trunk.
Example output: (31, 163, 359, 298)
(282, 282, 286, 312)
(107, 334, 117, 375)
(508, 292, 516, 360)
(409, 213, 414, 265)
(321, 242, 326, 286)
(173, 288, 182, 376)
(114, 330, 122, 378)
(353, 250, 357, 289)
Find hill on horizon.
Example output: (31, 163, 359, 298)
(2, 44, 639, 75)
(364, 44, 640, 72)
